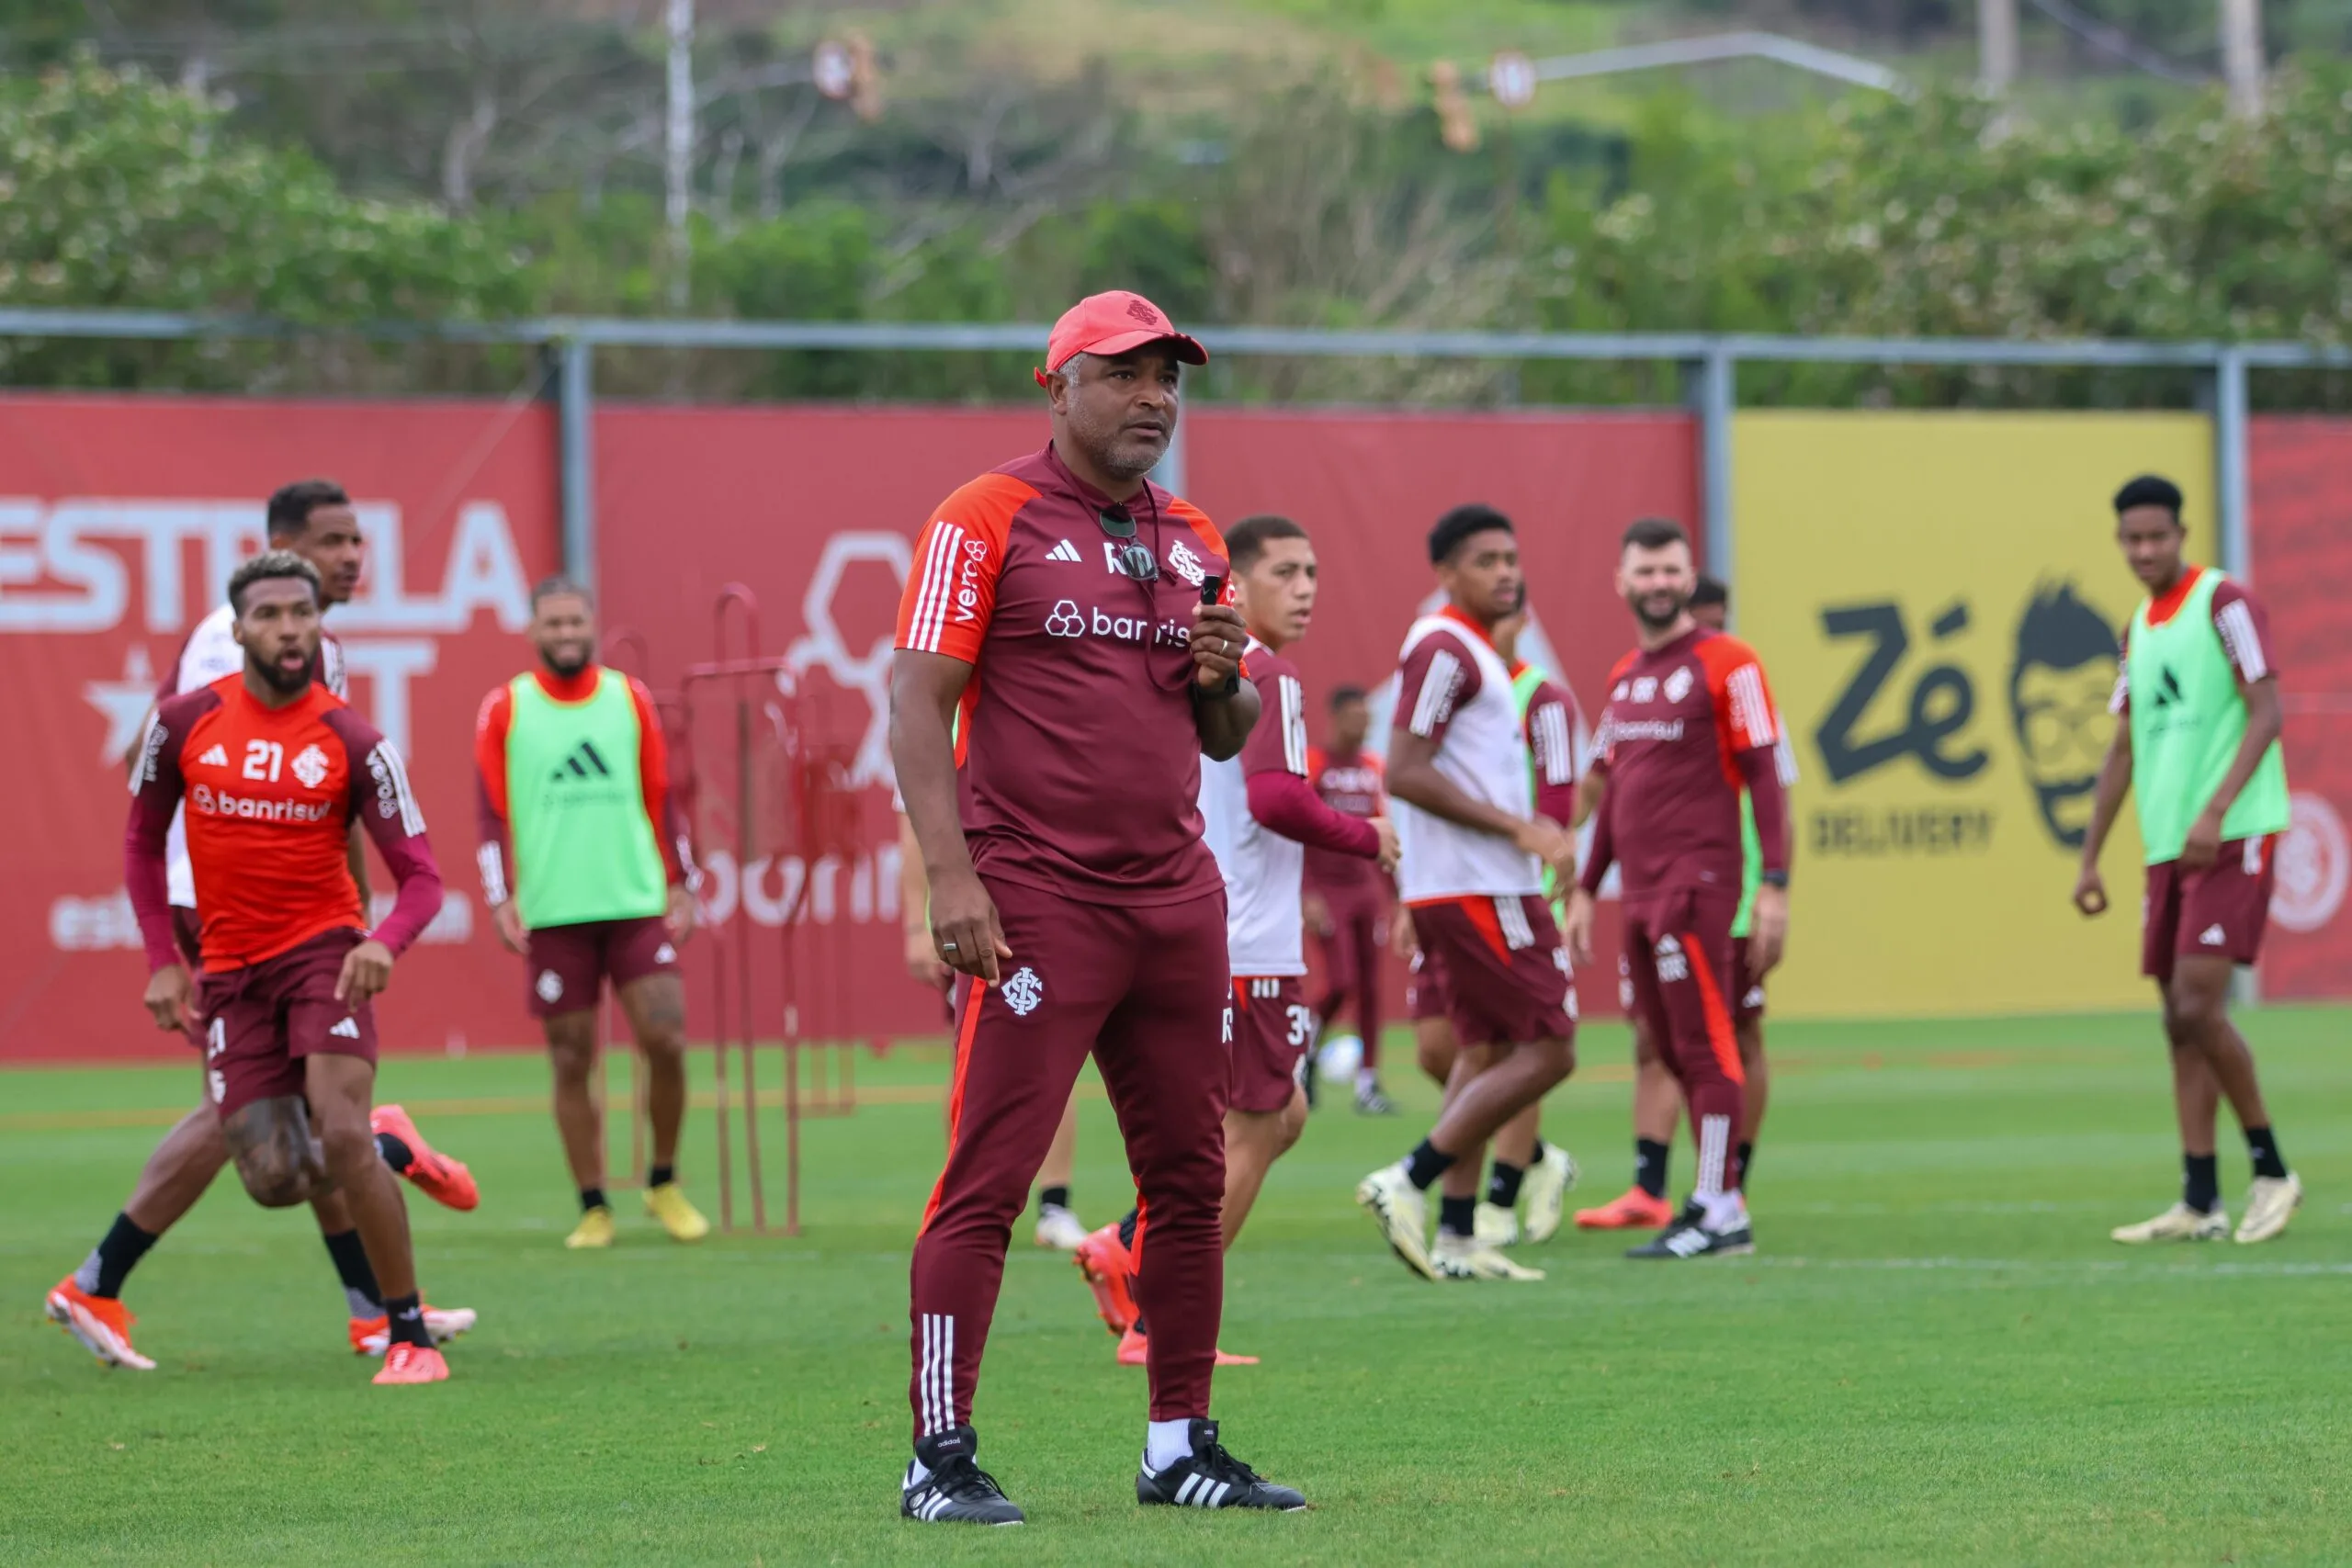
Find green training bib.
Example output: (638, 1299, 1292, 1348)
(504, 668, 669, 929)
(2126, 570, 2290, 865)
(1510, 664, 1571, 921)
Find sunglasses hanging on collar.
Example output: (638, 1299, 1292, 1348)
(1098, 505, 1158, 581)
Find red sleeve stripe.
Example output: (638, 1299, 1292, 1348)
(905, 523, 968, 654)
(1280, 675, 1307, 775)
(1727, 664, 1778, 748)
(1408, 649, 1463, 737)
(2215, 599, 2268, 681)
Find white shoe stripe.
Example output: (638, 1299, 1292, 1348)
(1174, 1474, 1199, 1505)
(1207, 1480, 1230, 1508)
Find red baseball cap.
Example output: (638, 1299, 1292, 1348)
(1035, 290, 1208, 387)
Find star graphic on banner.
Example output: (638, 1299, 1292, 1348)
(85, 645, 159, 764)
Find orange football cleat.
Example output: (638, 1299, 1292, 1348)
(1114, 1326, 1257, 1367)
(1574, 1187, 1676, 1231)
(44, 1277, 156, 1371)
(370, 1104, 479, 1212)
(372, 1341, 450, 1384)
(1073, 1224, 1139, 1337)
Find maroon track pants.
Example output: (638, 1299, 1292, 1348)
(1312, 889, 1388, 1069)
(910, 878, 1229, 1442)
(1621, 885, 1746, 1197)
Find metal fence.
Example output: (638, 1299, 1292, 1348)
(10, 304, 2352, 592)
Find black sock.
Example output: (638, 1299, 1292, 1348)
(1735, 1141, 1755, 1190)
(2183, 1153, 2221, 1214)
(321, 1227, 384, 1318)
(1634, 1137, 1669, 1200)
(647, 1164, 675, 1190)
(1117, 1207, 1139, 1251)
(1438, 1194, 1476, 1238)
(1528, 1139, 1546, 1164)
(1038, 1184, 1071, 1213)
(75, 1213, 158, 1300)
(1404, 1138, 1456, 1191)
(374, 1131, 413, 1174)
(1487, 1161, 1527, 1209)
(2245, 1127, 2288, 1181)
(382, 1292, 431, 1351)
(1131, 1309, 1148, 1337)
(580, 1186, 608, 1213)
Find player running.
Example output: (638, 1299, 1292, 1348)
(1304, 685, 1397, 1112)
(2074, 475, 2301, 1245)
(1575, 572, 1781, 1232)
(114, 552, 450, 1383)
(1356, 505, 1578, 1283)
(475, 578, 707, 1248)
(893, 290, 1303, 1523)
(1072, 513, 1399, 1366)
(1564, 518, 1791, 1260)
(46, 482, 476, 1374)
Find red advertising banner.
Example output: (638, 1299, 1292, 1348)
(6, 394, 1690, 1063)
(2, 393, 561, 1062)
(2248, 417, 2352, 998)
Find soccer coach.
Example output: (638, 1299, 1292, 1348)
(890, 291, 1306, 1524)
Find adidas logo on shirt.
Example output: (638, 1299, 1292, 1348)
(328, 1016, 362, 1039)
(1045, 539, 1083, 563)
(549, 740, 615, 781)
(196, 743, 230, 768)
(2199, 923, 2226, 946)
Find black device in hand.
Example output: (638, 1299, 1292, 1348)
(1196, 574, 1239, 696)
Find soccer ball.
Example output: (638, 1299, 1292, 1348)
(1317, 1034, 1363, 1084)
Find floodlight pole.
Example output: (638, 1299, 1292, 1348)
(1979, 0, 2019, 96)
(665, 0, 695, 310)
(2220, 0, 2265, 119)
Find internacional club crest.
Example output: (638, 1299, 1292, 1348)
(1000, 965, 1044, 1016)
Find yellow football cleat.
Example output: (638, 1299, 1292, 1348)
(643, 1182, 711, 1243)
(1473, 1201, 1521, 1248)
(2235, 1174, 2302, 1244)
(1431, 1233, 1546, 1281)
(565, 1206, 617, 1249)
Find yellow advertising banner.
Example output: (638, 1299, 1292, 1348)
(1734, 412, 2213, 1018)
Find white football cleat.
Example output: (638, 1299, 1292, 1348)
(2110, 1202, 2230, 1244)
(1033, 1203, 1089, 1251)
(1518, 1142, 1580, 1244)
(1473, 1201, 1520, 1248)
(1355, 1161, 1437, 1280)
(2234, 1174, 2302, 1244)
(1430, 1232, 1545, 1281)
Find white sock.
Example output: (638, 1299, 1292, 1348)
(1700, 1189, 1747, 1232)
(905, 1456, 931, 1488)
(1356, 1066, 1378, 1090)
(1144, 1418, 1195, 1472)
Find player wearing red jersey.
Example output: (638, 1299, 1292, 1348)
(46, 485, 476, 1376)
(1575, 572, 1779, 1233)
(892, 292, 1302, 1523)
(1565, 519, 1791, 1261)
(1072, 514, 1398, 1368)
(1304, 686, 1398, 1113)
(116, 552, 451, 1383)
(476, 579, 709, 1249)
(1357, 506, 1578, 1284)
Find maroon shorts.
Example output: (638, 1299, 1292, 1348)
(526, 916, 680, 1019)
(1405, 895, 1576, 1047)
(197, 928, 378, 1119)
(1407, 946, 1452, 1023)
(2143, 837, 2277, 982)
(1732, 935, 1767, 1026)
(1228, 976, 1311, 1114)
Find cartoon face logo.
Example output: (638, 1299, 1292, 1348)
(2007, 581, 2120, 850)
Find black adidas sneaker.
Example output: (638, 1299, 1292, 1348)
(900, 1424, 1023, 1525)
(1136, 1419, 1306, 1511)
(1625, 1213, 1755, 1259)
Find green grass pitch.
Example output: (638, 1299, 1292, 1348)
(4, 1009, 2348, 1565)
